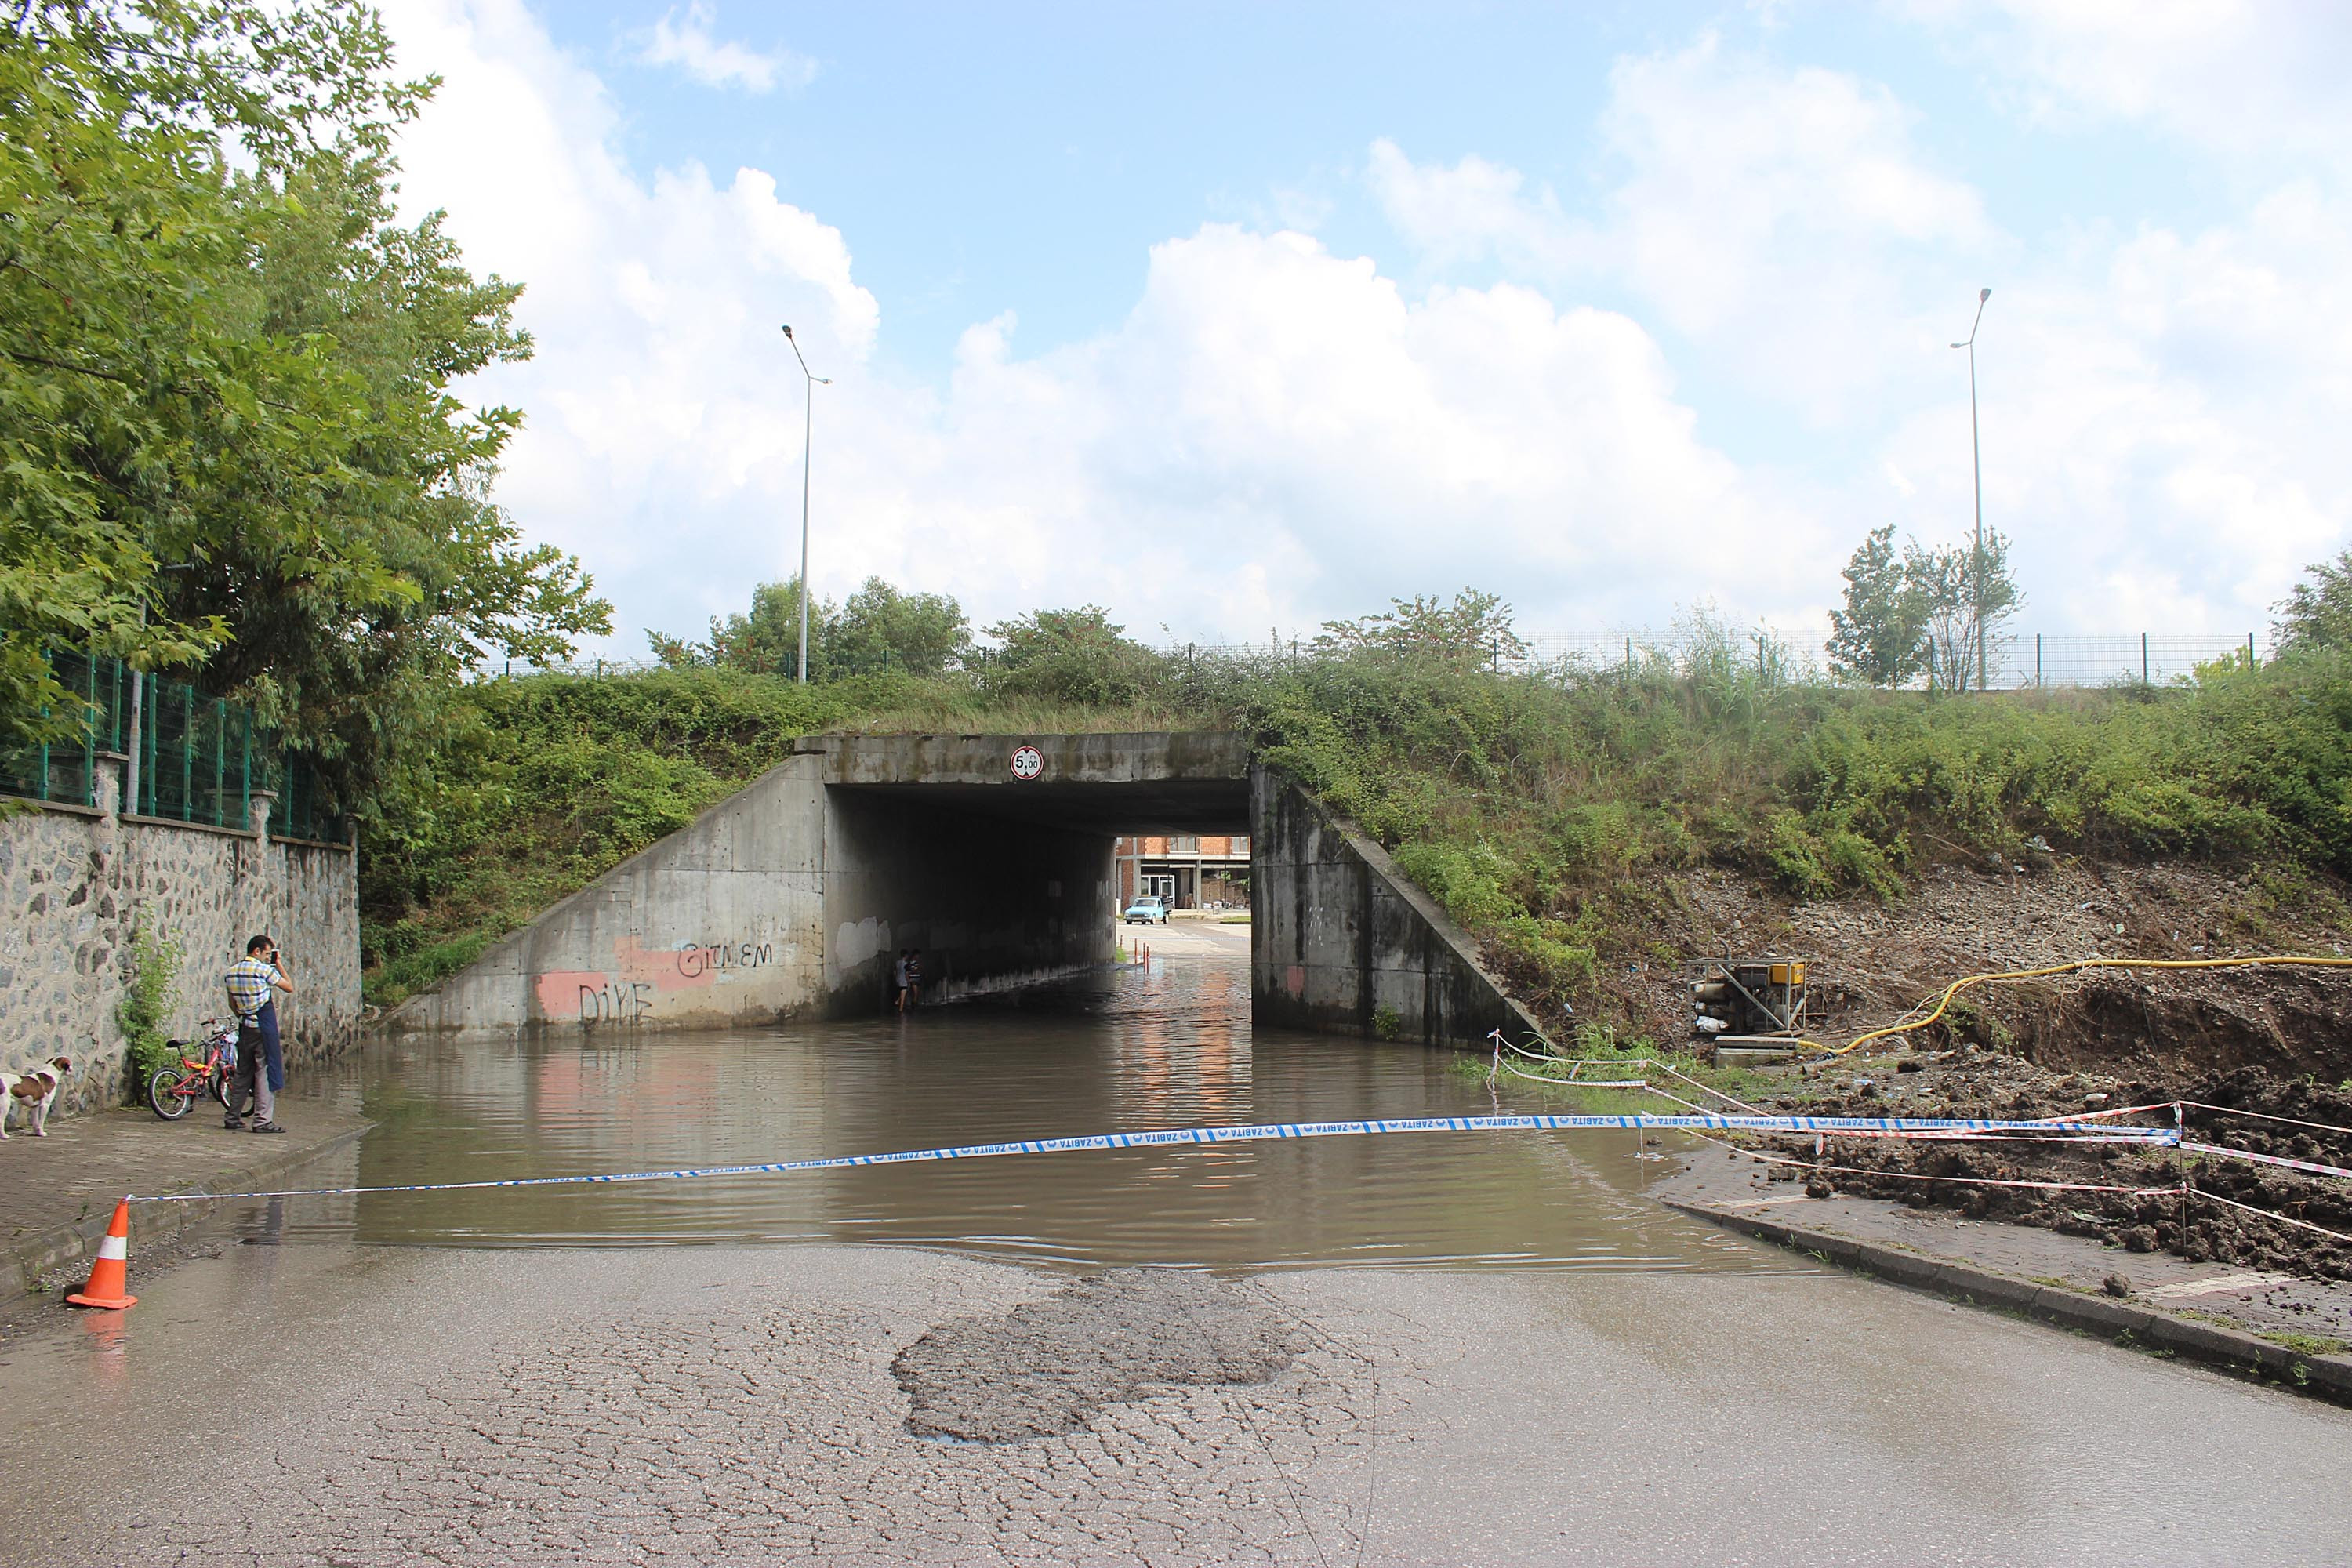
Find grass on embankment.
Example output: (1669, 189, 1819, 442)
(1223, 641, 2352, 1041)
(358, 638, 2352, 1025)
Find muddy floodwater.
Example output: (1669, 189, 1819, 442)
(273, 953, 1784, 1272)
(19, 949, 2352, 1566)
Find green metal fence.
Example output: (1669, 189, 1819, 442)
(1, 649, 339, 840)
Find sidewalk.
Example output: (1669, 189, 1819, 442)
(1657, 1156, 2352, 1400)
(0, 1103, 368, 1305)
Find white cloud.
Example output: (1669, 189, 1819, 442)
(376, 2, 2351, 655)
(376, 1, 1823, 651)
(1371, 36, 1998, 420)
(637, 3, 814, 93)
(1902, 1, 2352, 159)
(1368, 33, 2352, 638)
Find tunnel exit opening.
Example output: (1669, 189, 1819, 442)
(821, 768, 1250, 1016)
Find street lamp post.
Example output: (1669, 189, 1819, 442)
(780, 325, 831, 684)
(1950, 287, 1991, 692)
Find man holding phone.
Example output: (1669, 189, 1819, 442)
(223, 933, 295, 1134)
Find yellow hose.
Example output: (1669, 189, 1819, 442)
(1801, 954, 2352, 1056)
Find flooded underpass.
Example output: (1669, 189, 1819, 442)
(280, 952, 1783, 1272)
(10, 944, 2352, 1565)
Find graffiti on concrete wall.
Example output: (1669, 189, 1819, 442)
(533, 935, 783, 1025)
(673, 941, 775, 978)
(575, 980, 657, 1024)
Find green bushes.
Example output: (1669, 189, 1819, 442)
(116, 917, 181, 1092)
(1222, 642, 2352, 1030)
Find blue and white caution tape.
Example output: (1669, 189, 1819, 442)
(130, 1112, 2177, 1206)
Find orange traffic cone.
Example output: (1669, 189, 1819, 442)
(66, 1197, 137, 1310)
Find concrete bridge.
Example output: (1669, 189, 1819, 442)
(389, 731, 1538, 1047)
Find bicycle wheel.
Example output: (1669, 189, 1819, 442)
(209, 1065, 234, 1107)
(147, 1066, 194, 1120)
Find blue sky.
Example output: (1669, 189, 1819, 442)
(376, 2, 2352, 660)
(561, 3, 2212, 375)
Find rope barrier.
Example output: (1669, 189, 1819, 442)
(2189, 1186, 2352, 1246)
(126, 1112, 2181, 1206)
(2179, 1141, 2352, 1182)
(1667, 1123, 2183, 1195)
(2178, 1100, 2352, 1140)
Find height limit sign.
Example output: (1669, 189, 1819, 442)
(1010, 744, 1045, 781)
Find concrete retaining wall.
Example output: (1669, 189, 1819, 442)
(390, 732, 1175, 1034)
(1250, 765, 1544, 1049)
(390, 734, 1534, 1049)
(390, 744, 831, 1033)
(0, 764, 361, 1123)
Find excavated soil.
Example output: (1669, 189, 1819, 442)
(1561, 855, 2352, 1282)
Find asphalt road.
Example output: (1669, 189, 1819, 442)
(6, 1236, 2349, 1566)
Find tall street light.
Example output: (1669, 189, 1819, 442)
(781, 324, 831, 684)
(1951, 287, 1991, 691)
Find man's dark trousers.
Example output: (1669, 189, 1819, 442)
(227, 1000, 283, 1126)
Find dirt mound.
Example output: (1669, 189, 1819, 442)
(1567, 853, 2352, 1058)
(2009, 971, 2352, 1082)
(1563, 848, 2352, 1283)
(1749, 1049, 2352, 1282)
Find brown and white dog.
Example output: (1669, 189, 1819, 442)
(1, 1058, 72, 1139)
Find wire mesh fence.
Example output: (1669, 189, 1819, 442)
(528, 630, 2270, 689)
(1151, 630, 2269, 688)
(1, 649, 339, 840)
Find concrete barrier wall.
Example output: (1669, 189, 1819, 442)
(389, 746, 830, 1033)
(387, 734, 1533, 1048)
(390, 733, 1173, 1034)
(1250, 765, 1544, 1049)
(0, 766, 361, 1122)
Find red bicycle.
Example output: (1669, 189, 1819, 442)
(147, 1019, 238, 1120)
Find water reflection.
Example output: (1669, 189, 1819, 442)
(274, 957, 1788, 1272)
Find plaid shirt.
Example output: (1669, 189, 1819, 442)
(223, 956, 281, 1024)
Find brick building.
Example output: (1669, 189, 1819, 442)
(1116, 833, 1250, 911)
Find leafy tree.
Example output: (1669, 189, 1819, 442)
(1907, 529, 2021, 692)
(699, 577, 830, 676)
(1827, 524, 1928, 688)
(831, 578, 970, 676)
(978, 606, 1164, 704)
(1, 0, 607, 797)
(654, 575, 968, 679)
(150, 153, 608, 801)
(2274, 549, 2352, 658)
(1313, 590, 1528, 665)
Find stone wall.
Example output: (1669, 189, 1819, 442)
(0, 762, 361, 1122)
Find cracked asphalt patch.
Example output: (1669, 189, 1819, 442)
(893, 1267, 1296, 1442)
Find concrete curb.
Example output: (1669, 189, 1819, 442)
(5, 1120, 372, 1306)
(1666, 1198, 2352, 1404)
